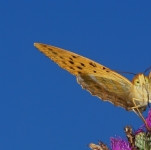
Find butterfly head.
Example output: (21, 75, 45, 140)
(132, 73, 149, 87)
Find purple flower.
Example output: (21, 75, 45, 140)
(110, 137, 131, 150)
(145, 108, 151, 128)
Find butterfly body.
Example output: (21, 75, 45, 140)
(34, 43, 151, 114)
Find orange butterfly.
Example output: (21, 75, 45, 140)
(34, 43, 151, 124)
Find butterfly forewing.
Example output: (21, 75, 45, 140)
(34, 43, 135, 111)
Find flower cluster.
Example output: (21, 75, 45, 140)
(89, 109, 151, 150)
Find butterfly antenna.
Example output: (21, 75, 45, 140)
(113, 70, 136, 76)
(144, 66, 151, 74)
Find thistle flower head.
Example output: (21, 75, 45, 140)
(135, 131, 151, 149)
(110, 137, 131, 150)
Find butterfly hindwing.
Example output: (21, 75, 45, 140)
(77, 73, 134, 110)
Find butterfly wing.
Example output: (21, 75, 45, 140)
(34, 43, 134, 111)
(77, 73, 134, 111)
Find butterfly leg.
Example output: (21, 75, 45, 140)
(132, 98, 151, 131)
(131, 98, 145, 109)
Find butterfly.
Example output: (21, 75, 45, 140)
(34, 43, 151, 117)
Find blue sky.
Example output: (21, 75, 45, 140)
(1, 1, 151, 149)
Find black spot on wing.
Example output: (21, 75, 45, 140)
(69, 61, 74, 64)
(103, 67, 106, 70)
(60, 56, 63, 59)
(69, 57, 73, 60)
(89, 62, 96, 67)
(77, 66, 82, 70)
(72, 55, 77, 58)
(93, 70, 96, 73)
(80, 63, 85, 67)
(52, 51, 57, 55)
(48, 48, 53, 51)
(70, 67, 75, 70)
